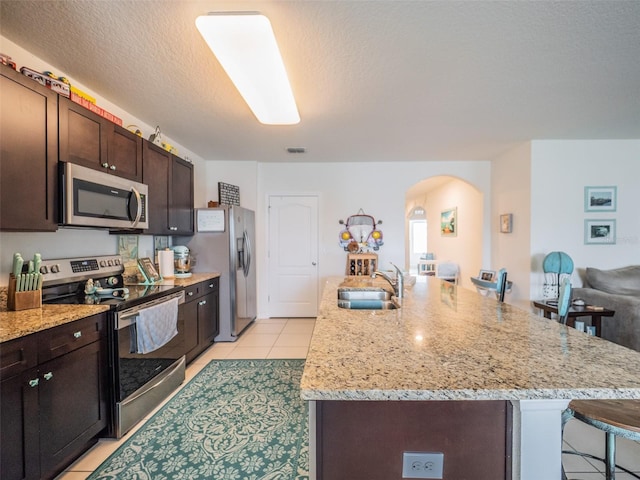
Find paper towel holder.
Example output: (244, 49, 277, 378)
(158, 248, 175, 279)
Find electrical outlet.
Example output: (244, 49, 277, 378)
(402, 452, 444, 479)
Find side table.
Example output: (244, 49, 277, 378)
(533, 300, 615, 337)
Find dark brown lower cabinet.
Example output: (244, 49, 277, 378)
(38, 341, 108, 476)
(0, 313, 108, 480)
(1, 364, 40, 480)
(316, 400, 512, 480)
(183, 278, 220, 364)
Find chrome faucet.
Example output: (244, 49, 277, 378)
(372, 262, 404, 299)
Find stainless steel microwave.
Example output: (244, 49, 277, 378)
(60, 162, 149, 229)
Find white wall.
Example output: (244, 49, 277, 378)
(201, 161, 258, 211)
(530, 140, 640, 297)
(424, 179, 484, 290)
(254, 161, 491, 317)
(491, 142, 532, 307)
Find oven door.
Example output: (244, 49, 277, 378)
(110, 290, 185, 437)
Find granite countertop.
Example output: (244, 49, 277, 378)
(135, 272, 220, 289)
(300, 276, 640, 401)
(0, 272, 221, 343)
(0, 304, 111, 343)
(173, 272, 220, 287)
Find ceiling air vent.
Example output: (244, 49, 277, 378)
(286, 147, 306, 154)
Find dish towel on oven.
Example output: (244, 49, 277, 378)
(132, 296, 179, 354)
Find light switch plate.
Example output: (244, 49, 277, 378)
(402, 452, 444, 479)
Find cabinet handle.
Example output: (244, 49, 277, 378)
(208, 283, 214, 288)
(187, 291, 194, 296)
(170, 226, 178, 231)
(29, 378, 39, 388)
(44, 372, 53, 381)
(102, 162, 109, 168)
(110, 165, 116, 170)
(73, 331, 82, 338)
(199, 300, 207, 306)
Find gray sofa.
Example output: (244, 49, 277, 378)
(573, 265, 640, 352)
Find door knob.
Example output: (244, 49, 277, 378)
(312, 262, 317, 266)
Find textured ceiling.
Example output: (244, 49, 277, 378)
(1, 0, 639, 163)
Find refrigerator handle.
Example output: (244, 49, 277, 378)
(243, 230, 252, 277)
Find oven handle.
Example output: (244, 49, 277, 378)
(116, 290, 184, 330)
(122, 357, 185, 404)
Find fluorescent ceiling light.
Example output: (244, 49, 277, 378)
(196, 12, 300, 125)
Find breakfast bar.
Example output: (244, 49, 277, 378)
(300, 277, 640, 480)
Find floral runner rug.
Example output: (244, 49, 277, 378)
(88, 359, 308, 480)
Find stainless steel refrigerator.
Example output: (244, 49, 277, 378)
(179, 206, 257, 341)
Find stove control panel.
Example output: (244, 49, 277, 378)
(41, 255, 124, 286)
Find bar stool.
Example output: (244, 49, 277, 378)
(562, 399, 640, 479)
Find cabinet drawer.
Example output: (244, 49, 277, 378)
(203, 277, 219, 292)
(38, 313, 106, 363)
(183, 284, 200, 302)
(0, 334, 38, 379)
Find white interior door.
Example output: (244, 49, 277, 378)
(268, 195, 319, 317)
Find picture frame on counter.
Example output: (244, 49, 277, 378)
(440, 207, 457, 237)
(584, 219, 616, 245)
(479, 270, 495, 282)
(138, 257, 162, 283)
(584, 186, 617, 212)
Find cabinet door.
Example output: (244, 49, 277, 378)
(181, 301, 200, 364)
(38, 340, 108, 477)
(58, 97, 109, 172)
(0, 67, 58, 231)
(108, 125, 142, 181)
(202, 279, 220, 339)
(142, 141, 171, 235)
(169, 156, 194, 234)
(198, 291, 218, 346)
(0, 369, 40, 480)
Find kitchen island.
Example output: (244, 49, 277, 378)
(300, 277, 640, 480)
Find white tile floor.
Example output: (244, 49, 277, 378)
(563, 417, 640, 479)
(55, 316, 640, 479)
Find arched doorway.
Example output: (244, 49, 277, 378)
(405, 176, 485, 290)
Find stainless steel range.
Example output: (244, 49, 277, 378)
(41, 255, 186, 438)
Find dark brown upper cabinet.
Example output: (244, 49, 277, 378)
(58, 97, 142, 182)
(0, 66, 59, 232)
(142, 141, 194, 235)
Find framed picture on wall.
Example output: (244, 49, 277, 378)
(440, 207, 457, 237)
(584, 186, 617, 212)
(500, 213, 513, 233)
(584, 219, 616, 245)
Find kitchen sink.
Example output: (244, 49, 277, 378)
(337, 289, 392, 301)
(337, 288, 398, 309)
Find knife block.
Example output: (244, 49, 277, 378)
(7, 274, 42, 311)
